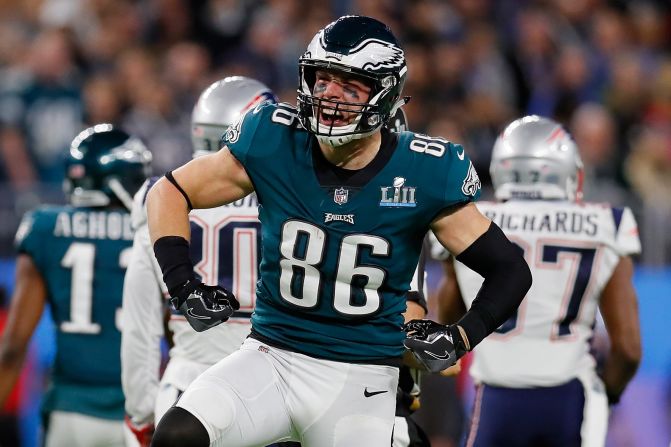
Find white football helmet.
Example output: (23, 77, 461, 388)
(490, 115, 584, 201)
(191, 76, 276, 157)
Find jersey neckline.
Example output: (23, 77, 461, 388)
(311, 128, 398, 190)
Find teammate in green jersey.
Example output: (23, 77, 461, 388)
(0, 124, 151, 446)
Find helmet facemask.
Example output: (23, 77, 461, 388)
(298, 61, 405, 147)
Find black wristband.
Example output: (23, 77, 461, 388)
(153, 236, 195, 295)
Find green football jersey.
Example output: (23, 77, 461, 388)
(15, 205, 133, 420)
(224, 103, 481, 362)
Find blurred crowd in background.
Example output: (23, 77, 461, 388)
(0, 1, 670, 446)
(0, 0, 670, 263)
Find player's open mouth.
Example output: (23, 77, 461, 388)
(319, 108, 348, 126)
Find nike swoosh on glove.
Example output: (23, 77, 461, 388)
(170, 279, 240, 332)
(403, 319, 467, 373)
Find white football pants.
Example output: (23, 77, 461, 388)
(176, 338, 399, 446)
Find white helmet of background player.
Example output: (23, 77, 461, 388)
(490, 115, 584, 201)
(191, 76, 277, 157)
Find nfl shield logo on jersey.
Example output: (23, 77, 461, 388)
(333, 187, 349, 205)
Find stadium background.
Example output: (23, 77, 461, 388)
(0, 1, 669, 446)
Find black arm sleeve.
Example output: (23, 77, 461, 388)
(153, 236, 195, 295)
(454, 222, 532, 348)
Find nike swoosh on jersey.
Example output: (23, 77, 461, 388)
(456, 149, 465, 160)
(364, 388, 388, 397)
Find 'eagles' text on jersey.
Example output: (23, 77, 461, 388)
(432, 200, 640, 387)
(223, 103, 480, 362)
(15, 205, 133, 419)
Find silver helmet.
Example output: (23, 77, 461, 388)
(490, 115, 584, 201)
(191, 76, 277, 157)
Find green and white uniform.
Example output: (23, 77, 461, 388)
(175, 103, 481, 446)
(16, 205, 132, 446)
(226, 103, 479, 362)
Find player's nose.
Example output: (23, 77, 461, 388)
(322, 80, 344, 99)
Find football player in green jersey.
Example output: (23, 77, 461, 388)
(147, 15, 531, 447)
(0, 124, 151, 446)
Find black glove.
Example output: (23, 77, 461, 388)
(170, 279, 240, 332)
(403, 319, 469, 373)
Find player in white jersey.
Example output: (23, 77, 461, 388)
(431, 116, 642, 447)
(120, 76, 278, 446)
